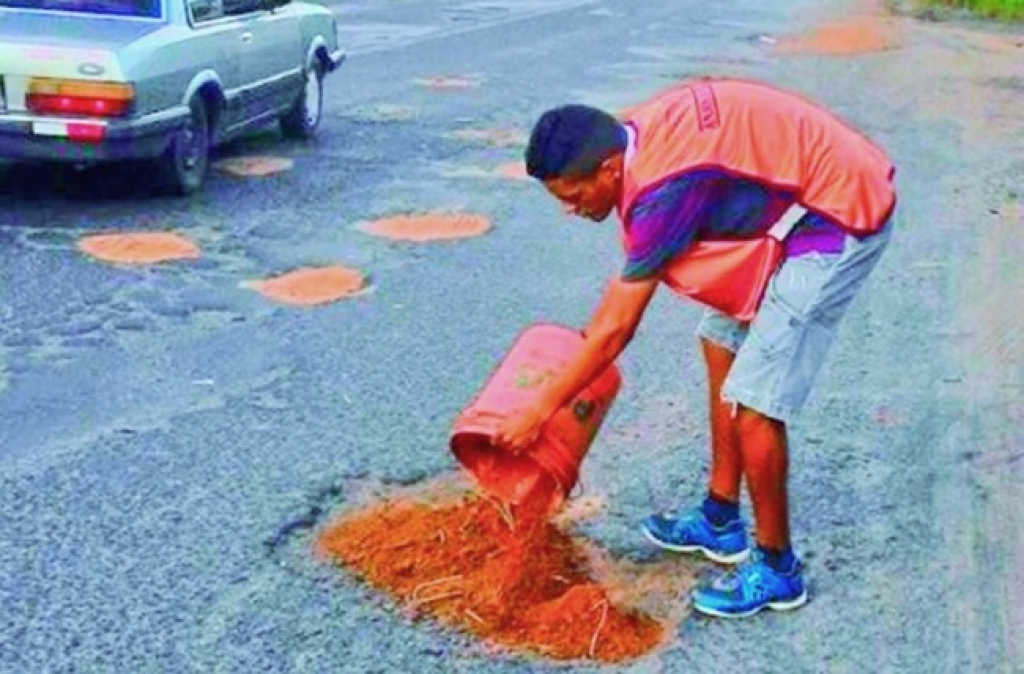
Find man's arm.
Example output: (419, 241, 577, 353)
(536, 274, 660, 420)
(494, 275, 658, 453)
(495, 174, 719, 452)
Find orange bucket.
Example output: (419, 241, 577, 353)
(450, 323, 622, 510)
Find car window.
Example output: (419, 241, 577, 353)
(0, 0, 162, 18)
(188, 0, 223, 22)
(188, 0, 261, 23)
(222, 0, 263, 16)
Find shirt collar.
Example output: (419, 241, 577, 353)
(623, 122, 637, 167)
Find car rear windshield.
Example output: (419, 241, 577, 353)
(0, 0, 162, 18)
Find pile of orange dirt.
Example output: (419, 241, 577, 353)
(78, 232, 200, 265)
(245, 266, 366, 306)
(316, 493, 664, 663)
(360, 213, 491, 242)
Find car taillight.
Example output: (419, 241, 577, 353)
(67, 123, 106, 143)
(26, 78, 134, 118)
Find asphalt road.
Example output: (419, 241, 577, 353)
(1, 0, 1022, 672)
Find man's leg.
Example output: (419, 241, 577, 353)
(702, 338, 743, 503)
(728, 224, 894, 556)
(693, 223, 894, 618)
(641, 313, 751, 564)
(736, 406, 789, 550)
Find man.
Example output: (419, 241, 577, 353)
(494, 77, 896, 619)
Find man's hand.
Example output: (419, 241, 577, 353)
(494, 404, 549, 455)
(493, 274, 660, 455)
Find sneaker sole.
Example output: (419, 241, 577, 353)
(641, 526, 751, 565)
(693, 591, 809, 619)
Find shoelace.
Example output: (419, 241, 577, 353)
(712, 555, 770, 600)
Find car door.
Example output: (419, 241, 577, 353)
(216, 0, 267, 126)
(221, 0, 302, 124)
(249, 2, 305, 115)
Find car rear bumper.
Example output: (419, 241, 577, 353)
(0, 106, 188, 163)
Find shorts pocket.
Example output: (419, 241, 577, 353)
(746, 292, 800, 363)
(746, 255, 832, 361)
(765, 254, 836, 319)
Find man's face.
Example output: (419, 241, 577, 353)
(543, 157, 622, 222)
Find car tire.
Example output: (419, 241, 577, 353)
(280, 65, 323, 140)
(158, 97, 210, 196)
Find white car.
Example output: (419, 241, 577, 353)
(0, 0, 346, 194)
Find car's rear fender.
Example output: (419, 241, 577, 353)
(303, 36, 344, 75)
(304, 36, 326, 72)
(294, 8, 344, 76)
(182, 70, 227, 139)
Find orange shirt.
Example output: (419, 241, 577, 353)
(618, 78, 896, 237)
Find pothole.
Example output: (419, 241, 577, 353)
(244, 266, 368, 306)
(78, 232, 201, 265)
(215, 156, 295, 178)
(359, 213, 491, 242)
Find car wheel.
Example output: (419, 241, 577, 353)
(158, 97, 210, 196)
(280, 65, 323, 140)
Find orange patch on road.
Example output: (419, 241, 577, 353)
(215, 155, 295, 178)
(416, 75, 479, 90)
(78, 232, 200, 265)
(496, 161, 531, 181)
(776, 15, 902, 55)
(246, 266, 366, 306)
(449, 128, 527, 147)
(361, 213, 491, 242)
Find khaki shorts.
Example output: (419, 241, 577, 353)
(696, 220, 893, 422)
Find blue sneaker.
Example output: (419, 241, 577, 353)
(641, 507, 750, 564)
(692, 548, 808, 618)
